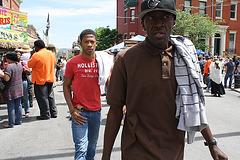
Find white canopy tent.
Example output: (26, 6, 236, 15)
(107, 35, 145, 54)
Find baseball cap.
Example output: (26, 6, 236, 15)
(137, 0, 176, 19)
(74, 46, 80, 51)
(205, 55, 210, 58)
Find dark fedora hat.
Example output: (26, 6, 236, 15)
(137, 0, 176, 19)
(5, 51, 19, 62)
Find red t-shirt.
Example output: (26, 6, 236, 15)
(65, 55, 101, 111)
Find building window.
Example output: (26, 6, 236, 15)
(184, 0, 191, 12)
(216, 3, 222, 18)
(123, 0, 138, 9)
(199, 2, 206, 16)
(130, 9, 135, 22)
(125, 10, 127, 24)
(124, 33, 127, 40)
(229, 33, 236, 53)
(230, 4, 237, 19)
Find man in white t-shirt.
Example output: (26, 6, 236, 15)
(16, 44, 32, 63)
(60, 56, 67, 82)
(73, 46, 81, 56)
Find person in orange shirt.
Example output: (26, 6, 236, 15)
(203, 55, 212, 92)
(28, 40, 58, 120)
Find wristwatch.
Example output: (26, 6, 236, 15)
(70, 106, 84, 115)
(76, 105, 84, 112)
(204, 139, 217, 146)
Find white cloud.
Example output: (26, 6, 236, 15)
(21, 1, 116, 17)
(49, 0, 115, 7)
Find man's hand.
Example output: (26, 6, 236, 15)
(0, 70, 4, 77)
(71, 110, 87, 125)
(201, 126, 228, 160)
(63, 76, 87, 125)
(209, 145, 228, 160)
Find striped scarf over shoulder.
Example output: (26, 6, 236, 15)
(170, 35, 208, 144)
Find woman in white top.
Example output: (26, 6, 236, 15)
(210, 61, 225, 97)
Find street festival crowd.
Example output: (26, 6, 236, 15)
(1, 0, 238, 159)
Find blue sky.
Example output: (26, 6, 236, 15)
(21, 0, 116, 49)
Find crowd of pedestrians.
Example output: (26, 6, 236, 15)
(199, 53, 240, 97)
(55, 56, 67, 82)
(0, 40, 58, 127)
(0, 44, 34, 128)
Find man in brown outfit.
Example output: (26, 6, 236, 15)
(102, 0, 228, 160)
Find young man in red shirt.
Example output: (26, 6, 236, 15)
(63, 29, 108, 160)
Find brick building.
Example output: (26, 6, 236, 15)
(117, 0, 240, 57)
(0, 0, 39, 52)
(0, 0, 22, 11)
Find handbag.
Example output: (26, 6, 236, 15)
(203, 73, 210, 85)
(0, 79, 5, 91)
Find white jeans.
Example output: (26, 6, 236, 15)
(60, 69, 65, 81)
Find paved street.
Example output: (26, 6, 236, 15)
(0, 81, 239, 160)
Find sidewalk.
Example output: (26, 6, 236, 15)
(0, 81, 239, 160)
(231, 88, 240, 93)
(0, 81, 120, 160)
(230, 79, 240, 93)
(222, 74, 240, 93)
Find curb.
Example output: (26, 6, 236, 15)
(231, 88, 240, 93)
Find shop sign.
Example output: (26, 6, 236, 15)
(124, 40, 141, 47)
(11, 10, 28, 27)
(0, 6, 28, 28)
(11, 25, 27, 32)
(0, 24, 11, 30)
(0, 7, 11, 26)
(0, 29, 28, 43)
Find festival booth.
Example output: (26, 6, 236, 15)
(0, 6, 29, 103)
(107, 35, 145, 54)
(196, 49, 206, 55)
(0, 6, 29, 62)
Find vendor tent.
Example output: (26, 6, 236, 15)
(107, 35, 145, 54)
(196, 49, 206, 55)
(108, 46, 127, 54)
(128, 35, 145, 41)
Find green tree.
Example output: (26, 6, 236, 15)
(95, 26, 123, 51)
(68, 53, 74, 60)
(172, 9, 224, 51)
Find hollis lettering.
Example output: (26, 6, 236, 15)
(78, 63, 98, 69)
